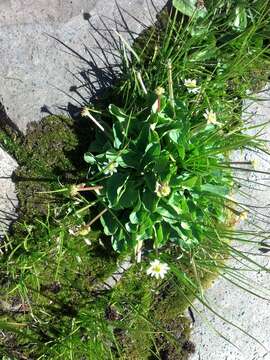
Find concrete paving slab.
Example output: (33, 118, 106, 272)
(0, 147, 17, 238)
(190, 87, 270, 360)
(0, 0, 165, 132)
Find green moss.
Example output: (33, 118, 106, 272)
(107, 263, 195, 360)
(7, 115, 94, 225)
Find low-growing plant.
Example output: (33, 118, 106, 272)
(83, 83, 259, 259)
(80, 0, 270, 264)
(1, 0, 270, 358)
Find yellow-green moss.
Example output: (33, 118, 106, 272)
(12, 115, 91, 223)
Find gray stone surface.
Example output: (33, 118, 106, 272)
(0, 148, 17, 238)
(0, 0, 165, 132)
(190, 87, 270, 360)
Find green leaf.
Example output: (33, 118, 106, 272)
(180, 197, 190, 215)
(170, 225, 196, 250)
(109, 104, 128, 123)
(100, 211, 118, 235)
(168, 128, 181, 144)
(135, 124, 150, 154)
(152, 223, 165, 245)
(190, 46, 218, 61)
(142, 142, 161, 168)
(105, 149, 120, 160)
(173, 0, 196, 16)
(144, 142, 161, 158)
(84, 152, 96, 165)
(154, 151, 171, 179)
(154, 222, 166, 247)
(173, 0, 207, 18)
(144, 172, 157, 192)
(200, 183, 229, 197)
(142, 188, 159, 212)
(168, 128, 186, 159)
(121, 150, 139, 169)
(87, 132, 111, 153)
(106, 173, 129, 207)
(117, 180, 139, 209)
(231, 6, 247, 32)
(111, 227, 127, 252)
(129, 203, 150, 225)
(136, 224, 153, 241)
(125, 222, 138, 233)
(112, 123, 123, 149)
(156, 201, 180, 224)
(182, 176, 198, 189)
(167, 192, 183, 215)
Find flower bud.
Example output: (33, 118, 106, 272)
(155, 182, 171, 197)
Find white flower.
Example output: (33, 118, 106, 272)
(146, 259, 170, 279)
(203, 109, 220, 126)
(155, 181, 171, 197)
(184, 79, 200, 94)
(103, 161, 118, 175)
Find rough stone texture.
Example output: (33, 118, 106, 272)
(0, 148, 17, 238)
(190, 87, 270, 360)
(0, 0, 165, 132)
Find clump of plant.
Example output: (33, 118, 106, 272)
(81, 18, 269, 264)
(1, 0, 270, 358)
(83, 83, 236, 258)
(76, 0, 270, 348)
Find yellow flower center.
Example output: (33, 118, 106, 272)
(108, 163, 116, 170)
(78, 225, 91, 236)
(152, 265, 161, 273)
(185, 79, 197, 88)
(155, 86, 165, 96)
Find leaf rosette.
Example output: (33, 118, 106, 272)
(83, 90, 235, 253)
